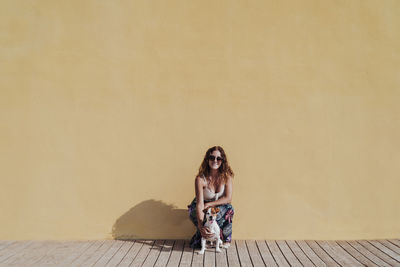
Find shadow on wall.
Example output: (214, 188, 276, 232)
(112, 199, 195, 240)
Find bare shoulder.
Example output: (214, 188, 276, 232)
(195, 175, 206, 186)
(225, 175, 233, 185)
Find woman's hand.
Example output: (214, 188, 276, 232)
(199, 224, 214, 239)
(203, 202, 211, 211)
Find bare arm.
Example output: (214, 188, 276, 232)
(204, 175, 233, 207)
(195, 176, 205, 227)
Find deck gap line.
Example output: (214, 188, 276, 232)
(255, 240, 267, 266)
(69, 240, 105, 266)
(88, 239, 115, 266)
(285, 240, 304, 266)
(295, 240, 319, 267)
(264, 240, 279, 266)
(245, 240, 255, 267)
(139, 240, 155, 267)
(366, 240, 400, 263)
(102, 240, 126, 267)
(224, 242, 229, 267)
(388, 240, 400, 249)
(114, 240, 135, 267)
(234, 240, 242, 267)
(124, 239, 145, 266)
(346, 240, 387, 266)
(189, 240, 194, 267)
(332, 240, 364, 266)
(127, 239, 145, 266)
(315, 240, 342, 266)
(333, 240, 364, 266)
(356, 240, 394, 266)
(177, 240, 185, 267)
(153, 240, 166, 267)
(275, 240, 292, 267)
(91, 240, 115, 266)
(337, 240, 377, 267)
(81, 240, 107, 266)
(164, 240, 175, 267)
(68, 239, 97, 266)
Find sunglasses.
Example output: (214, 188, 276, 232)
(208, 155, 224, 162)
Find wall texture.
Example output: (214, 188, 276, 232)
(1, 0, 399, 240)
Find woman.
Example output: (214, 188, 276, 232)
(187, 146, 234, 249)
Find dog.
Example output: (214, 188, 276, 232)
(198, 207, 223, 254)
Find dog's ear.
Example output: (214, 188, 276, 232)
(215, 207, 220, 213)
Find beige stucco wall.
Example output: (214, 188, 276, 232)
(1, 0, 399, 240)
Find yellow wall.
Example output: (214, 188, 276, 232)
(1, 0, 399, 240)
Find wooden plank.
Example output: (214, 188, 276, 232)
(369, 240, 400, 262)
(286, 240, 315, 267)
(256, 240, 277, 267)
(215, 243, 228, 267)
(93, 240, 125, 266)
(276, 240, 302, 267)
(0, 240, 34, 263)
(30, 241, 71, 266)
(154, 240, 174, 267)
(0, 241, 37, 265)
(179, 240, 193, 267)
(305, 240, 339, 267)
(69, 240, 105, 266)
(336, 240, 377, 267)
(191, 243, 204, 267)
(78, 239, 115, 266)
(246, 240, 265, 266)
(20, 241, 60, 265)
(295, 241, 326, 267)
(204, 245, 215, 267)
(130, 240, 155, 267)
(266, 240, 290, 267)
(58, 240, 95, 266)
(104, 240, 134, 266)
(226, 240, 241, 267)
(118, 240, 144, 267)
(323, 240, 364, 266)
(166, 240, 184, 267)
(378, 240, 400, 255)
(236, 240, 252, 267)
(0, 241, 16, 252)
(358, 240, 400, 266)
(389, 239, 400, 248)
(30, 240, 88, 266)
(142, 240, 164, 267)
(347, 240, 390, 266)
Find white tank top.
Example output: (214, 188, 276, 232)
(202, 175, 225, 201)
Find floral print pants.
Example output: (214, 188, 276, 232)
(187, 198, 234, 249)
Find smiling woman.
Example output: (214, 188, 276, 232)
(187, 146, 235, 249)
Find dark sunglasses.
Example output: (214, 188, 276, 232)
(208, 155, 224, 162)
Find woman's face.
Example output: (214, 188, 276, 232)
(208, 150, 223, 170)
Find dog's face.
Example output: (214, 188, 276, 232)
(205, 207, 220, 223)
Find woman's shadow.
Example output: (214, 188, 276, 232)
(112, 199, 195, 240)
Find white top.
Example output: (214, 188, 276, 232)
(202, 175, 225, 201)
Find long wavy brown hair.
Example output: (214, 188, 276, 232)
(196, 146, 234, 184)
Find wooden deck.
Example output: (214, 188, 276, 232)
(0, 239, 399, 266)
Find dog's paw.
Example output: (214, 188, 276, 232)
(197, 250, 205, 255)
(222, 243, 231, 249)
(216, 248, 222, 253)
